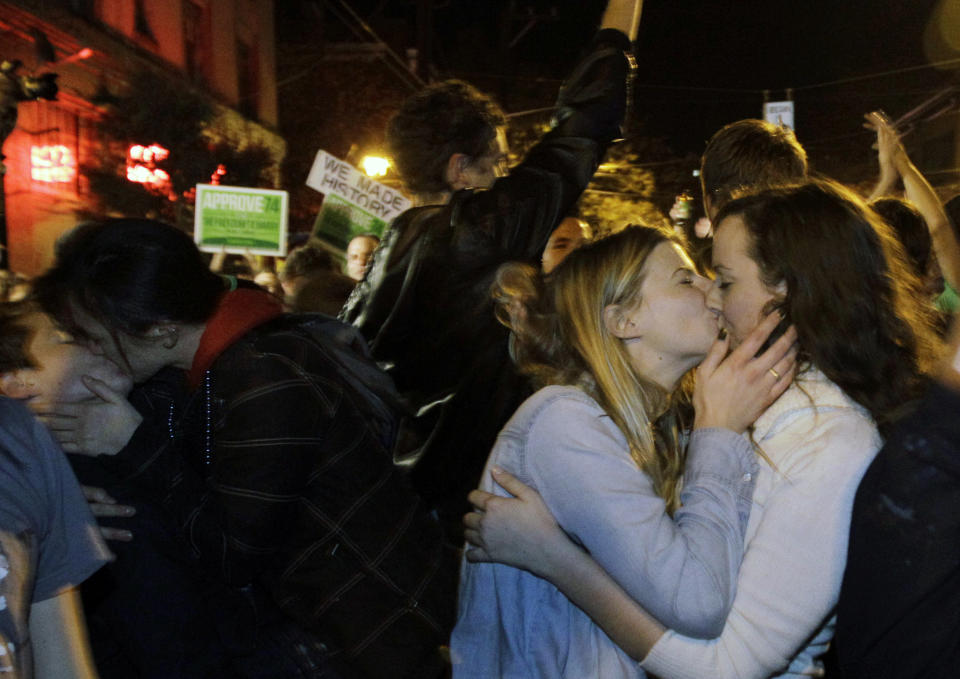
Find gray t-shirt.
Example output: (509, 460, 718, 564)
(0, 398, 111, 678)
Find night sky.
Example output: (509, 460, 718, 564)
(285, 1, 957, 186)
(386, 0, 950, 170)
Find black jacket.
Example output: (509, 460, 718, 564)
(835, 381, 960, 679)
(105, 313, 456, 679)
(341, 28, 636, 533)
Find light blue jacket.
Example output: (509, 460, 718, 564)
(451, 385, 758, 679)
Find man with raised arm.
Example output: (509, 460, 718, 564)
(342, 0, 641, 538)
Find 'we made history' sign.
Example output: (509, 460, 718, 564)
(306, 150, 411, 250)
(194, 184, 289, 257)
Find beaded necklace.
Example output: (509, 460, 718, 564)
(203, 371, 214, 466)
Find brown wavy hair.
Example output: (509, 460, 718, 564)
(492, 224, 693, 513)
(715, 179, 941, 430)
(387, 80, 506, 196)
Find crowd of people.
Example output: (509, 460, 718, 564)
(2, 0, 959, 677)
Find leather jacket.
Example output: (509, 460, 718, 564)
(341, 28, 637, 533)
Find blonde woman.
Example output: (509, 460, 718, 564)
(451, 225, 797, 678)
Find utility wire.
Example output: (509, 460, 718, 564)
(790, 56, 960, 91)
(276, 2, 423, 93)
(322, 0, 422, 91)
(458, 56, 960, 97)
(326, 0, 425, 88)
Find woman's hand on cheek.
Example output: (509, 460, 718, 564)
(693, 311, 798, 433)
(463, 468, 570, 579)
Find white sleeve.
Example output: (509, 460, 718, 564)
(526, 396, 757, 638)
(640, 410, 879, 679)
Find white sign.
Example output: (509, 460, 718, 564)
(306, 150, 411, 222)
(763, 101, 795, 130)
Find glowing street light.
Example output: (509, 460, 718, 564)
(361, 155, 390, 177)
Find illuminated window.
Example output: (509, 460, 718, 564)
(31, 145, 78, 183)
(127, 143, 173, 198)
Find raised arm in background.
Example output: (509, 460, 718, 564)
(866, 110, 960, 293)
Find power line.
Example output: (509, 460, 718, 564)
(789, 56, 960, 92)
(456, 60, 959, 98)
(276, 2, 424, 93)
(326, 0, 424, 89)
(323, 3, 422, 91)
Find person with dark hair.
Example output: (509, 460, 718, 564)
(540, 216, 591, 274)
(384, 80, 508, 201)
(279, 242, 338, 300)
(700, 119, 808, 219)
(870, 198, 930, 278)
(342, 0, 641, 537)
(461, 180, 940, 679)
(0, 300, 130, 405)
(33, 218, 457, 679)
(868, 196, 948, 327)
(344, 234, 380, 282)
(289, 271, 356, 315)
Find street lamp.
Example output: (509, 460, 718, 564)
(361, 155, 390, 177)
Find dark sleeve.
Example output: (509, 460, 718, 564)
(109, 355, 341, 587)
(70, 368, 187, 494)
(835, 382, 960, 679)
(456, 28, 635, 259)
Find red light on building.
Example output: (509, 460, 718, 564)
(31, 145, 77, 183)
(210, 163, 227, 185)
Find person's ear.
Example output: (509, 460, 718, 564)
(0, 371, 35, 399)
(145, 324, 179, 349)
(602, 304, 638, 339)
(444, 153, 471, 190)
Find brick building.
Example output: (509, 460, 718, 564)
(0, 0, 283, 275)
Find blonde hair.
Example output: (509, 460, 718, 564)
(493, 225, 690, 512)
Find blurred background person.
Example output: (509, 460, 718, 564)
(279, 242, 339, 300)
(345, 233, 380, 282)
(540, 217, 591, 274)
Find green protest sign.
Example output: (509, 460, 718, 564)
(194, 184, 289, 256)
